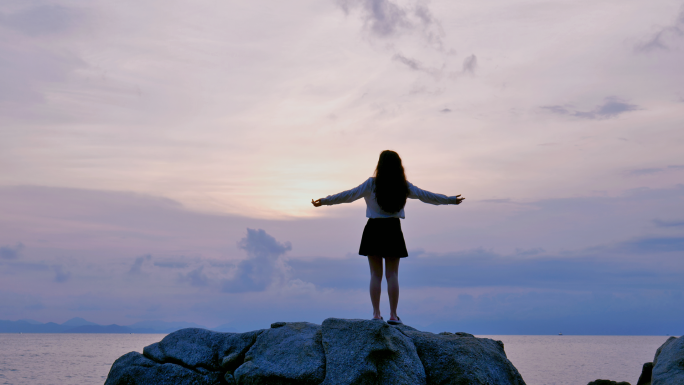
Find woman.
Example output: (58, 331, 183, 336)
(311, 150, 464, 324)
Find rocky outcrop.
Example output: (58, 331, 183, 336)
(319, 318, 426, 385)
(233, 322, 325, 385)
(401, 327, 525, 385)
(631, 335, 684, 385)
(105, 318, 526, 385)
(652, 335, 684, 385)
(636, 362, 653, 385)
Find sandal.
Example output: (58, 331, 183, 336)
(387, 317, 403, 325)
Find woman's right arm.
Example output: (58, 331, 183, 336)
(408, 182, 465, 205)
(315, 178, 372, 206)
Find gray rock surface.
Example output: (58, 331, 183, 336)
(401, 326, 525, 385)
(219, 330, 264, 373)
(143, 328, 262, 372)
(319, 318, 426, 385)
(233, 322, 325, 385)
(104, 351, 221, 385)
(652, 335, 684, 385)
(106, 318, 527, 385)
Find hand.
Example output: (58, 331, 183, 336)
(453, 194, 465, 205)
(311, 199, 322, 207)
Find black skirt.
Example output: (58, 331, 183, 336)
(358, 218, 409, 258)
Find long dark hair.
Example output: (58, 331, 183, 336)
(373, 150, 409, 213)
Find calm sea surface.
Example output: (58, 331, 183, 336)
(0, 333, 670, 385)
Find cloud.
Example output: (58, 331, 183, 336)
(0, 32, 83, 107)
(653, 219, 684, 227)
(479, 198, 512, 204)
(290, 238, 684, 292)
(0, 243, 24, 259)
(336, 0, 444, 48)
(337, 0, 412, 38)
(616, 236, 684, 254)
(628, 165, 684, 176)
(0, 4, 85, 36)
(0, 3, 87, 114)
(153, 260, 189, 269)
(462, 54, 477, 74)
(52, 265, 71, 283)
(542, 97, 639, 119)
(392, 53, 423, 70)
(129, 254, 151, 275)
(178, 266, 209, 287)
(336, 0, 452, 83)
(392, 53, 442, 77)
(221, 229, 292, 293)
(630, 168, 665, 176)
(635, 6, 684, 52)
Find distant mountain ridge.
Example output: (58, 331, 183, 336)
(0, 317, 213, 334)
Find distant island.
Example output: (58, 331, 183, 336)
(0, 317, 238, 334)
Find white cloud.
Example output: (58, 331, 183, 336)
(221, 229, 293, 293)
(635, 5, 684, 52)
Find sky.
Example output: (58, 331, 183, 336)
(0, 0, 683, 335)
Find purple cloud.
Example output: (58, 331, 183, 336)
(0, 243, 24, 259)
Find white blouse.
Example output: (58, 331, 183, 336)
(320, 177, 460, 219)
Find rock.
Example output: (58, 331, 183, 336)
(143, 328, 262, 372)
(233, 322, 325, 385)
(636, 362, 653, 385)
(320, 318, 426, 385)
(401, 328, 525, 385)
(587, 380, 630, 385)
(438, 331, 475, 338)
(104, 351, 221, 385)
(106, 318, 527, 385)
(652, 335, 684, 385)
(218, 331, 264, 373)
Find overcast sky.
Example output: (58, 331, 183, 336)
(1, 0, 683, 334)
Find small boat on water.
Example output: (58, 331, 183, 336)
(558, 332, 562, 335)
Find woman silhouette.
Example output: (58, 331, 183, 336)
(312, 150, 464, 324)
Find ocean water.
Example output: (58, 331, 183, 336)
(481, 335, 669, 385)
(0, 333, 670, 385)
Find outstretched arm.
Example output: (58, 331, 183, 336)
(312, 178, 372, 207)
(408, 182, 465, 205)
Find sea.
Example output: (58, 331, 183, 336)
(0, 333, 670, 385)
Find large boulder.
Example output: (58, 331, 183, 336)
(104, 351, 221, 385)
(143, 328, 263, 372)
(106, 318, 527, 385)
(320, 318, 426, 385)
(652, 335, 684, 385)
(398, 327, 525, 385)
(232, 322, 326, 385)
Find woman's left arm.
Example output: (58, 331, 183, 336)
(312, 178, 373, 207)
(408, 182, 465, 205)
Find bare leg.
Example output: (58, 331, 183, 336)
(368, 255, 383, 319)
(385, 257, 400, 320)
